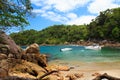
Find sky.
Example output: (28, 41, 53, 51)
(25, 0, 120, 31)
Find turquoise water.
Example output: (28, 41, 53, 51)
(40, 45, 120, 62)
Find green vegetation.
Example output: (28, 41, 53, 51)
(10, 25, 88, 45)
(88, 8, 120, 41)
(0, 0, 32, 31)
(10, 7, 120, 45)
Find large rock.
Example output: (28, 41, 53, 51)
(9, 60, 47, 79)
(0, 31, 22, 59)
(48, 65, 70, 71)
(0, 54, 7, 60)
(0, 68, 8, 78)
(22, 54, 47, 67)
(22, 43, 47, 67)
(25, 43, 40, 54)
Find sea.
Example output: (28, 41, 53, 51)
(39, 45, 120, 63)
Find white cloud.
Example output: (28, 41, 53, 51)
(88, 0, 120, 14)
(30, 0, 42, 6)
(66, 15, 96, 25)
(31, 0, 120, 25)
(32, 9, 44, 14)
(45, 0, 91, 12)
(67, 13, 77, 20)
(41, 11, 68, 23)
(31, 0, 91, 12)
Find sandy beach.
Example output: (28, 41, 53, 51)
(48, 60, 120, 80)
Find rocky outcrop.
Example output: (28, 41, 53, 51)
(25, 43, 39, 54)
(0, 68, 8, 78)
(66, 73, 84, 80)
(49, 65, 70, 71)
(0, 31, 22, 59)
(22, 54, 47, 67)
(0, 54, 7, 60)
(0, 31, 23, 79)
(0, 31, 48, 79)
(21, 43, 47, 67)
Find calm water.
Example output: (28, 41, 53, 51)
(40, 45, 120, 62)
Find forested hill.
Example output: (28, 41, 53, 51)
(10, 25, 88, 45)
(10, 7, 120, 45)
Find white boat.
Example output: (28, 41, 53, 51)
(60, 48, 72, 51)
(85, 44, 102, 50)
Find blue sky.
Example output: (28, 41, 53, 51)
(13, 0, 120, 32)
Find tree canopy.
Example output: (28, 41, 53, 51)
(0, 0, 32, 31)
(88, 7, 120, 41)
(10, 7, 120, 45)
(10, 25, 88, 45)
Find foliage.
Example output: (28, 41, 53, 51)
(10, 25, 88, 45)
(88, 7, 120, 42)
(10, 7, 120, 45)
(0, 0, 32, 31)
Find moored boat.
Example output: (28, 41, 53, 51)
(85, 44, 102, 50)
(60, 48, 72, 51)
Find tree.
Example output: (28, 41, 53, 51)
(0, 0, 32, 31)
(88, 7, 120, 41)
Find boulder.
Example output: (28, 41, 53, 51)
(0, 31, 22, 59)
(66, 74, 77, 80)
(25, 43, 40, 54)
(22, 43, 47, 67)
(0, 58, 22, 72)
(0, 68, 8, 78)
(0, 54, 7, 60)
(66, 73, 83, 80)
(49, 65, 70, 71)
(22, 54, 47, 67)
(9, 60, 47, 80)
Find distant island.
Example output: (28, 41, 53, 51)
(10, 8, 120, 46)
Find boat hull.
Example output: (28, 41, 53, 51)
(60, 48, 72, 51)
(85, 46, 101, 50)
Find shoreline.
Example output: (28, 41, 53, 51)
(48, 60, 120, 79)
(39, 41, 120, 48)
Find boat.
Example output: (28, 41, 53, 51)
(85, 44, 102, 50)
(60, 48, 72, 52)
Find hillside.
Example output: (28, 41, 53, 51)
(10, 7, 120, 45)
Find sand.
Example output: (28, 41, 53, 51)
(48, 60, 120, 80)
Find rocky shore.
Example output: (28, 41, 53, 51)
(0, 31, 120, 80)
(78, 40, 120, 47)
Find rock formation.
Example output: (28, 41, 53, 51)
(21, 43, 47, 67)
(0, 31, 22, 59)
(0, 31, 49, 80)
